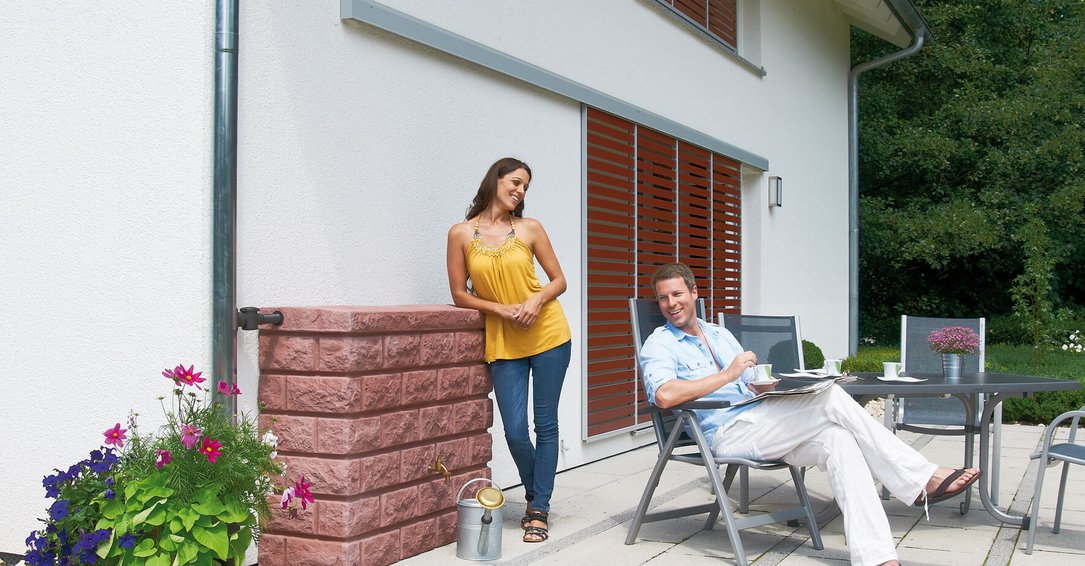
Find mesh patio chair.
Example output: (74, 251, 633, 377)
(625, 299, 823, 566)
(885, 315, 991, 513)
(1025, 404, 1085, 554)
(718, 313, 804, 512)
(718, 314, 805, 373)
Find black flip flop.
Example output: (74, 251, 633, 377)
(915, 468, 982, 506)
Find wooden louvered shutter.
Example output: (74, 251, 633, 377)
(708, 0, 738, 48)
(660, 1, 738, 50)
(583, 107, 743, 438)
(677, 141, 713, 300)
(585, 108, 637, 437)
(634, 128, 678, 298)
(711, 155, 742, 315)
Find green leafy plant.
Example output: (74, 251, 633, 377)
(802, 340, 825, 371)
(25, 364, 311, 565)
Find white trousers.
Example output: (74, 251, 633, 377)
(711, 385, 937, 566)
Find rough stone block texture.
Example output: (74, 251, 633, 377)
(259, 305, 493, 565)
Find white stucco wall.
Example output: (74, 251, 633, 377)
(2, 0, 863, 553)
(1, 1, 216, 552)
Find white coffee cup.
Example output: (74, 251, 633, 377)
(751, 363, 773, 383)
(883, 362, 903, 378)
(823, 359, 843, 376)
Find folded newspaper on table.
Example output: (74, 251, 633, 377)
(729, 376, 844, 408)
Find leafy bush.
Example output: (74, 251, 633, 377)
(843, 347, 901, 373)
(986, 314, 1026, 346)
(802, 340, 825, 371)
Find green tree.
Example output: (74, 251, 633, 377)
(854, 0, 1085, 345)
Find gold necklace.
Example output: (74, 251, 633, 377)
(471, 215, 517, 257)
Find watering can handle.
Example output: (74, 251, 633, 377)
(456, 477, 503, 503)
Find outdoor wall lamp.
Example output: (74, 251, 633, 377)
(768, 176, 783, 207)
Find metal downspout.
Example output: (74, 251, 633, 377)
(847, 27, 925, 355)
(212, 0, 239, 415)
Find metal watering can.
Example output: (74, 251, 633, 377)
(455, 478, 505, 561)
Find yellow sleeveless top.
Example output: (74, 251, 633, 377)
(465, 217, 571, 362)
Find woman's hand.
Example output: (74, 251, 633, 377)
(513, 294, 544, 328)
(495, 303, 524, 323)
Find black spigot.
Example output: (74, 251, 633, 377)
(237, 307, 284, 330)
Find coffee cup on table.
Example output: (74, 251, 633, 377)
(883, 362, 903, 378)
(823, 359, 843, 376)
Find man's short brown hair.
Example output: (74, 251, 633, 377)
(651, 262, 696, 293)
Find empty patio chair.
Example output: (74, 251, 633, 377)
(886, 315, 989, 513)
(625, 298, 823, 566)
(1025, 404, 1085, 554)
(718, 314, 805, 372)
(718, 313, 804, 511)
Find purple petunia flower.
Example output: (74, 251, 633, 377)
(42, 474, 61, 498)
(104, 475, 114, 487)
(48, 499, 71, 520)
(119, 533, 136, 549)
(103, 488, 115, 500)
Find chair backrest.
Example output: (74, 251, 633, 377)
(899, 315, 986, 426)
(901, 315, 986, 372)
(629, 297, 706, 449)
(718, 314, 805, 372)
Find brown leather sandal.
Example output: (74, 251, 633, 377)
(522, 510, 548, 542)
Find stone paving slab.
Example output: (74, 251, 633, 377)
(396, 423, 1082, 566)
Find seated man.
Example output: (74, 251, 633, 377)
(639, 263, 980, 566)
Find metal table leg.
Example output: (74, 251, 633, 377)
(978, 392, 1030, 527)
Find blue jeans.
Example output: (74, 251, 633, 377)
(489, 340, 571, 513)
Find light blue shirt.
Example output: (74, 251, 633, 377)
(639, 319, 761, 445)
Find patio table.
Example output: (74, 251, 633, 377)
(777, 372, 1081, 528)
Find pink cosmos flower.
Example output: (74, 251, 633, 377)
(163, 364, 206, 389)
(294, 475, 314, 510)
(103, 423, 127, 448)
(280, 486, 295, 509)
(155, 449, 172, 469)
(200, 437, 223, 463)
(180, 425, 202, 449)
(216, 381, 242, 396)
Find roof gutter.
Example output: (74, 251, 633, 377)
(847, 0, 928, 355)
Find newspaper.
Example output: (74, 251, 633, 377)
(729, 376, 844, 408)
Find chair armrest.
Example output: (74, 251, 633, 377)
(674, 400, 732, 410)
(645, 400, 731, 414)
(1035, 409, 1085, 456)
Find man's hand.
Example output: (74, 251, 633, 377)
(728, 351, 758, 380)
(749, 381, 778, 395)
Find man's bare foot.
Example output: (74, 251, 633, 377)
(916, 466, 982, 505)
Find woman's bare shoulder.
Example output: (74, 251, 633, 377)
(449, 219, 475, 234)
(515, 216, 545, 232)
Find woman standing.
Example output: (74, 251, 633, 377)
(446, 157, 571, 543)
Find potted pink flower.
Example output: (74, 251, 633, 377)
(928, 327, 980, 379)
